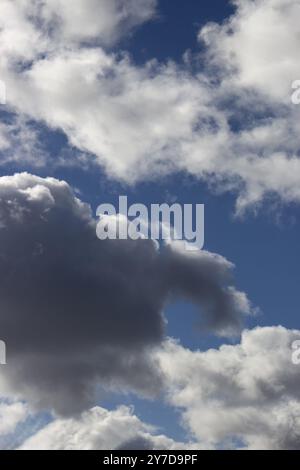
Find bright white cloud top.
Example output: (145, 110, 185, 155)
(159, 326, 300, 450)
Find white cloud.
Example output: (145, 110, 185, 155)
(39, 0, 157, 46)
(0, 401, 28, 436)
(4, 49, 211, 181)
(18, 405, 189, 450)
(158, 326, 300, 450)
(199, 0, 300, 101)
(0, 0, 157, 64)
(1, 0, 300, 210)
(0, 0, 45, 64)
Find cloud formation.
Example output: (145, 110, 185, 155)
(0, 1, 298, 451)
(0, 173, 250, 415)
(7, 325, 300, 450)
(158, 326, 300, 450)
(200, 0, 300, 101)
(17, 405, 188, 450)
(0, 401, 28, 436)
(0, 0, 157, 62)
(1, 0, 300, 210)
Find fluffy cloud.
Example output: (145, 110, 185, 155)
(7, 49, 210, 181)
(17, 405, 188, 450)
(200, 0, 300, 101)
(0, 0, 157, 64)
(0, 173, 250, 415)
(41, 0, 157, 46)
(158, 326, 300, 450)
(195, 0, 300, 209)
(9, 325, 300, 450)
(1, 0, 300, 210)
(0, 401, 28, 436)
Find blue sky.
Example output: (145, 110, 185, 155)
(1, 0, 300, 450)
(126, 0, 234, 63)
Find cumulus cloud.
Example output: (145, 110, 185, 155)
(1, 1, 299, 452)
(17, 405, 188, 450)
(0, 0, 300, 210)
(195, 0, 300, 209)
(0, 401, 29, 436)
(9, 325, 300, 450)
(42, 0, 157, 46)
(199, 0, 300, 101)
(0, 0, 157, 64)
(6, 49, 210, 181)
(0, 173, 250, 415)
(158, 326, 300, 450)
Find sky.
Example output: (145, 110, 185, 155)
(0, 0, 300, 450)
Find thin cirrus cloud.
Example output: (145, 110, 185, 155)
(1, 0, 300, 210)
(0, 173, 251, 416)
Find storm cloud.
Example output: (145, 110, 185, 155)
(0, 173, 251, 415)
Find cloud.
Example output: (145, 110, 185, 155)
(0, 1, 298, 452)
(10, 325, 300, 450)
(0, 115, 49, 167)
(17, 405, 188, 450)
(4, 49, 211, 181)
(199, 0, 300, 101)
(0, 173, 250, 415)
(41, 0, 157, 46)
(158, 326, 300, 450)
(195, 0, 300, 210)
(0, 0, 157, 64)
(0, 401, 29, 436)
(1, 0, 300, 210)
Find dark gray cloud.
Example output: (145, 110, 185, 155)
(0, 173, 251, 415)
(116, 436, 154, 450)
